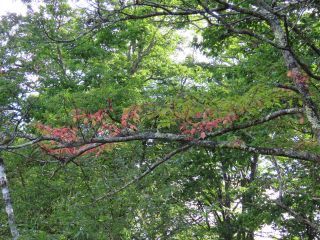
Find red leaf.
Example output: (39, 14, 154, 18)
(121, 113, 128, 127)
(200, 132, 206, 139)
(129, 124, 137, 131)
(195, 112, 202, 118)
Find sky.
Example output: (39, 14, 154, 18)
(0, 0, 27, 16)
(0, 0, 88, 16)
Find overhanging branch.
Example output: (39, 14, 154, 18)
(2, 108, 316, 162)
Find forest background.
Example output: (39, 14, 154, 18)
(0, 0, 319, 239)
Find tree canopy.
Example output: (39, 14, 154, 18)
(0, 0, 319, 239)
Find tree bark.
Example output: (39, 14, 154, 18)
(0, 157, 19, 240)
(256, 2, 320, 144)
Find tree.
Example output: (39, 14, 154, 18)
(0, 0, 319, 239)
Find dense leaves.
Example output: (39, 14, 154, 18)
(0, 0, 320, 239)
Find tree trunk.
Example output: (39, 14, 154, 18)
(239, 155, 258, 240)
(221, 161, 234, 240)
(0, 157, 19, 240)
(258, 2, 320, 144)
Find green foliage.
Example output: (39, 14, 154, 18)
(0, 0, 319, 239)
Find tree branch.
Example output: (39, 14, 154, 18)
(95, 144, 191, 200)
(274, 199, 320, 233)
(196, 140, 320, 163)
(208, 108, 303, 137)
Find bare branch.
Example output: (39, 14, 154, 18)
(274, 199, 320, 233)
(95, 144, 191, 200)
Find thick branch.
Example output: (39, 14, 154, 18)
(196, 141, 320, 163)
(2, 109, 315, 162)
(208, 108, 303, 137)
(48, 133, 320, 163)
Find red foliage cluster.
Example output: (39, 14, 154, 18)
(287, 70, 309, 85)
(37, 104, 141, 160)
(72, 108, 122, 137)
(180, 111, 238, 139)
(120, 106, 140, 131)
(37, 125, 78, 142)
(37, 102, 237, 160)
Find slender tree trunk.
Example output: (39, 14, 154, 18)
(0, 157, 19, 240)
(240, 155, 258, 240)
(221, 161, 233, 240)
